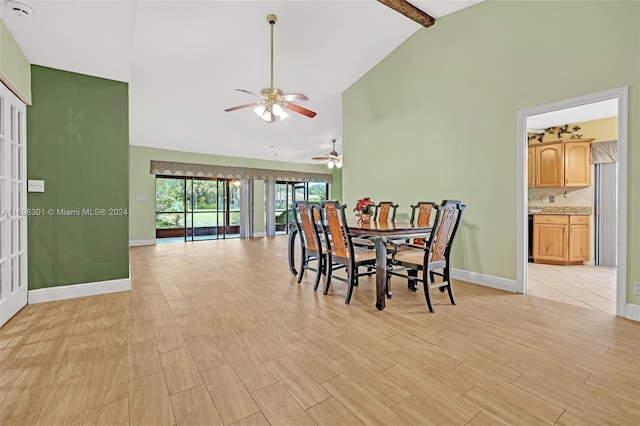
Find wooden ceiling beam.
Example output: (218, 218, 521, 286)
(377, 0, 435, 28)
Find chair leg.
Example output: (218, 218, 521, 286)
(297, 248, 306, 283)
(407, 269, 418, 292)
(313, 256, 323, 291)
(422, 281, 434, 312)
(443, 264, 455, 305)
(385, 270, 392, 299)
(324, 259, 333, 295)
(345, 266, 355, 304)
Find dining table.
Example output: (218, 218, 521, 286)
(287, 220, 432, 310)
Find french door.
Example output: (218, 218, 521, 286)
(0, 83, 28, 327)
(274, 181, 328, 235)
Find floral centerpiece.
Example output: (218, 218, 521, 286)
(353, 197, 375, 223)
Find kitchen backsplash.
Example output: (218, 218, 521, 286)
(528, 186, 593, 208)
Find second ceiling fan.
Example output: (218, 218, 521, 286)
(225, 14, 317, 122)
(312, 139, 342, 169)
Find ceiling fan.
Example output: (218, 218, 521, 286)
(225, 14, 317, 122)
(312, 139, 342, 169)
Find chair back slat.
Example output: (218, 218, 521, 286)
(410, 201, 436, 226)
(297, 203, 318, 251)
(378, 203, 391, 222)
(323, 202, 348, 258)
(430, 200, 464, 263)
(374, 201, 398, 223)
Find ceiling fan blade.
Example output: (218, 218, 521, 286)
(235, 88, 266, 98)
(284, 102, 317, 118)
(225, 102, 261, 112)
(312, 156, 330, 161)
(280, 93, 309, 102)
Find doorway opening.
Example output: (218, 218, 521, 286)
(516, 87, 628, 317)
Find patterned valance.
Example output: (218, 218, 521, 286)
(590, 140, 618, 164)
(150, 160, 332, 183)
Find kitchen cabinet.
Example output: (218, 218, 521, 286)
(534, 142, 563, 187)
(533, 214, 590, 265)
(527, 147, 536, 187)
(564, 141, 592, 187)
(528, 139, 593, 188)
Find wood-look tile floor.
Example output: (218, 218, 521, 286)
(1, 236, 639, 425)
(528, 263, 617, 314)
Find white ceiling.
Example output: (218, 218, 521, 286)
(526, 98, 618, 132)
(1, 0, 482, 163)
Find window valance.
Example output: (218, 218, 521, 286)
(150, 160, 332, 183)
(590, 140, 618, 164)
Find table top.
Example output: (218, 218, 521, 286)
(347, 220, 432, 237)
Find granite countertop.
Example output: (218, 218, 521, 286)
(528, 206, 592, 215)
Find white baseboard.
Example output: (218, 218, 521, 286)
(451, 268, 519, 293)
(253, 232, 266, 237)
(626, 304, 640, 322)
(129, 239, 156, 246)
(28, 277, 131, 304)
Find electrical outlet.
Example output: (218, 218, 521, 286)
(549, 196, 555, 203)
(542, 196, 549, 204)
(634, 281, 640, 296)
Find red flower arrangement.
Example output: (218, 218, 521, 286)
(353, 197, 375, 216)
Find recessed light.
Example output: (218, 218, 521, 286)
(5, 1, 34, 18)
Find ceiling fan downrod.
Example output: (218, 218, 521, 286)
(267, 14, 276, 90)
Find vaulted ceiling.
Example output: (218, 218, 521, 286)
(2, 0, 482, 163)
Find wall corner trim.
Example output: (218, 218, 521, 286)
(626, 303, 640, 322)
(451, 268, 518, 293)
(28, 277, 131, 304)
(129, 239, 156, 247)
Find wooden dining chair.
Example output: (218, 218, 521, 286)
(320, 201, 376, 304)
(292, 201, 326, 291)
(387, 200, 465, 312)
(374, 201, 399, 223)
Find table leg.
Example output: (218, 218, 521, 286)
(287, 226, 299, 276)
(374, 236, 388, 311)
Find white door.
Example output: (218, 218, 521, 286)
(0, 82, 28, 327)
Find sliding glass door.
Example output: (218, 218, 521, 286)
(156, 176, 241, 241)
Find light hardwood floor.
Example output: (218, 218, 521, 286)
(1, 236, 639, 425)
(528, 263, 617, 314)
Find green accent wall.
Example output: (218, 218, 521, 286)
(27, 65, 129, 289)
(0, 19, 31, 104)
(129, 146, 331, 241)
(343, 1, 640, 304)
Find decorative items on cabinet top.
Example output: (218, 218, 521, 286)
(527, 138, 595, 147)
(528, 206, 592, 215)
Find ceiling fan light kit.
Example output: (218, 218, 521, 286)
(312, 139, 343, 169)
(225, 14, 317, 122)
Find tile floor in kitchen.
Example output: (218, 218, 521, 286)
(527, 263, 617, 314)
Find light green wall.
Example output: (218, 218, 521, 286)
(28, 65, 129, 289)
(0, 19, 31, 104)
(330, 167, 343, 202)
(343, 0, 639, 304)
(129, 145, 330, 241)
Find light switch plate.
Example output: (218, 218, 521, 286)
(135, 194, 146, 201)
(634, 281, 640, 296)
(27, 180, 45, 192)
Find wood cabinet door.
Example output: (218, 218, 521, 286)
(569, 223, 590, 261)
(533, 223, 568, 261)
(564, 141, 591, 187)
(528, 147, 536, 187)
(535, 143, 563, 187)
